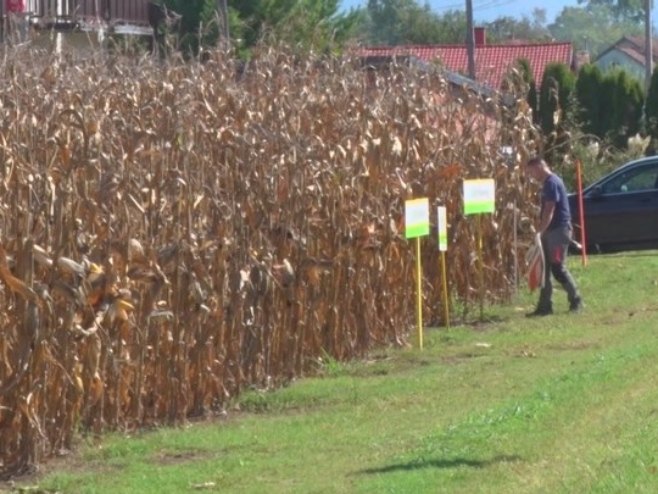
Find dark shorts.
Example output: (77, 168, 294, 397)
(542, 225, 572, 265)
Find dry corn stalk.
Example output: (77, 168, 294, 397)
(0, 42, 540, 478)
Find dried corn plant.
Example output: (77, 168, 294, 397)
(0, 43, 540, 477)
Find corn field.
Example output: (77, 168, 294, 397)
(0, 43, 540, 477)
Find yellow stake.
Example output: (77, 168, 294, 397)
(477, 215, 484, 321)
(440, 251, 450, 327)
(416, 237, 423, 349)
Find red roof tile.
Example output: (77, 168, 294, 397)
(358, 43, 574, 90)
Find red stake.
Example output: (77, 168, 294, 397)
(575, 159, 588, 266)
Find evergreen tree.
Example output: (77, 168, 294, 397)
(539, 62, 576, 135)
(163, 0, 218, 55)
(645, 67, 658, 139)
(515, 58, 539, 124)
(575, 63, 604, 137)
(596, 68, 644, 147)
(610, 69, 644, 147)
(230, 0, 360, 54)
(529, 82, 540, 126)
(598, 71, 619, 138)
(626, 75, 644, 137)
(154, 1, 360, 56)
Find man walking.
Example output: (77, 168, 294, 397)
(525, 157, 583, 316)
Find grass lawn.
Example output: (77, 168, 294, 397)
(4, 252, 658, 493)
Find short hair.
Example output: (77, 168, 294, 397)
(526, 157, 546, 167)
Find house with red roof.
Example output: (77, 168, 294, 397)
(595, 36, 658, 83)
(358, 28, 574, 92)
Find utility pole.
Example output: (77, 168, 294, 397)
(466, 0, 476, 80)
(645, 0, 652, 93)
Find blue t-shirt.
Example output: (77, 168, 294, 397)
(541, 174, 571, 230)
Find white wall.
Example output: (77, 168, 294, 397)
(595, 50, 645, 82)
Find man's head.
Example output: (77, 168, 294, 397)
(526, 157, 550, 182)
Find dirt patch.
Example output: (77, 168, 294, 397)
(440, 352, 489, 365)
(546, 341, 600, 352)
(153, 449, 209, 466)
(467, 321, 505, 333)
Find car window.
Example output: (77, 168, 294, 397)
(601, 164, 658, 194)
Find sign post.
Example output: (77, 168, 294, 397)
(405, 198, 430, 349)
(463, 179, 495, 320)
(437, 206, 450, 327)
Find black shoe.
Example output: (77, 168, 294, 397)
(526, 307, 553, 317)
(569, 298, 583, 313)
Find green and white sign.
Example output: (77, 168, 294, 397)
(437, 206, 448, 251)
(405, 198, 430, 239)
(463, 179, 495, 215)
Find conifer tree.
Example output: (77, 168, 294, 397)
(515, 58, 539, 123)
(539, 62, 576, 135)
(575, 64, 604, 137)
(645, 67, 658, 139)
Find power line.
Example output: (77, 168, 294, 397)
(474, 0, 517, 12)
(432, 1, 468, 11)
(430, 0, 518, 13)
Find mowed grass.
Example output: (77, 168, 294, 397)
(8, 252, 658, 494)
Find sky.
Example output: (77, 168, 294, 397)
(339, 0, 581, 24)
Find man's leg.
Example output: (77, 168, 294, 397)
(546, 227, 582, 311)
(536, 236, 553, 312)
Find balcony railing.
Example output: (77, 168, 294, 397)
(2, 0, 150, 26)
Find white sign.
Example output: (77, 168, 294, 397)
(463, 179, 495, 215)
(405, 198, 430, 239)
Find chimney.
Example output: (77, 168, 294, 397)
(474, 27, 486, 47)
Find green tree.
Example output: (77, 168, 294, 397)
(483, 11, 550, 43)
(364, 0, 466, 45)
(645, 66, 658, 139)
(610, 69, 644, 146)
(362, 3, 550, 47)
(577, 0, 644, 22)
(529, 82, 539, 125)
(595, 68, 644, 147)
(162, 0, 218, 55)
(511, 58, 539, 124)
(156, 1, 361, 56)
(599, 72, 620, 137)
(539, 62, 576, 135)
(575, 63, 604, 136)
(427, 9, 468, 44)
(230, 0, 361, 53)
(549, 4, 642, 55)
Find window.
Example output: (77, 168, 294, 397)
(601, 164, 658, 194)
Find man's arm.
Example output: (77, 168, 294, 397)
(538, 201, 555, 235)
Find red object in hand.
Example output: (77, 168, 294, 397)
(526, 234, 545, 292)
(6, 0, 25, 13)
